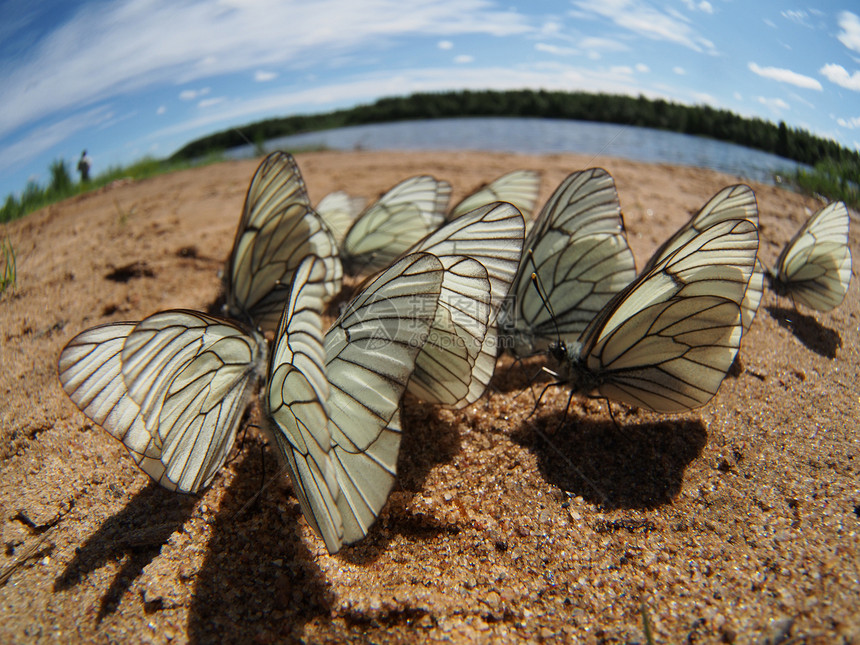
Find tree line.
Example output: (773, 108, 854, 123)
(170, 89, 859, 171)
(4, 89, 857, 223)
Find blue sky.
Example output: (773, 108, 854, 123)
(2, 0, 859, 199)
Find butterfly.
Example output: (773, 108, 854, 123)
(642, 184, 762, 334)
(340, 175, 452, 274)
(499, 168, 637, 356)
(266, 252, 445, 552)
(766, 201, 852, 312)
(223, 151, 342, 332)
(549, 215, 760, 413)
(448, 169, 540, 222)
(58, 310, 267, 493)
(407, 201, 525, 407)
(315, 190, 365, 247)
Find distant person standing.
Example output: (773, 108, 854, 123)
(77, 150, 91, 183)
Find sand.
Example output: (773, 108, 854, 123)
(0, 150, 857, 644)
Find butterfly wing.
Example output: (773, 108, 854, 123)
(403, 257, 492, 407)
(742, 259, 765, 334)
(644, 184, 759, 271)
(267, 255, 344, 553)
(341, 175, 452, 274)
(58, 323, 162, 481)
(59, 311, 266, 492)
(324, 253, 444, 544)
(316, 190, 365, 246)
(642, 184, 762, 333)
(504, 168, 636, 354)
(410, 201, 525, 406)
(449, 169, 540, 221)
(563, 217, 759, 412)
(584, 295, 746, 412)
(774, 201, 852, 311)
(224, 152, 342, 331)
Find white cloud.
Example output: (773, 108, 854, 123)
(673, 66, 686, 75)
(748, 62, 822, 90)
(757, 96, 790, 111)
(180, 87, 211, 101)
(254, 70, 277, 82)
(198, 97, 225, 108)
(781, 10, 812, 28)
(579, 36, 630, 53)
(837, 11, 860, 53)
(837, 116, 860, 129)
(437, 40, 453, 50)
(635, 63, 649, 73)
(573, 0, 716, 53)
(691, 91, 716, 104)
(681, 0, 712, 14)
(535, 42, 577, 56)
(0, 107, 114, 173)
(454, 55, 474, 64)
(0, 0, 534, 141)
(821, 63, 860, 90)
(156, 105, 166, 115)
(143, 62, 678, 146)
(538, 21, 562, 37)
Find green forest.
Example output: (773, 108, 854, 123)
(3, 89, 858, 224)
(171, 89, 857, 172)
(170, 89, 859, 209)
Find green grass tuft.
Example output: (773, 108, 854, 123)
(0, 237, 17, 295)
(0, 153, 226, 224)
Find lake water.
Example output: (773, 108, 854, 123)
(226, 117, 804, 184)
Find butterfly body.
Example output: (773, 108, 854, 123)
(500, 168, 636, 355)
(548, 214, 759, 414)
(266, 253, 445, 552)
(58, 310, 267, 493)
(224, 151, 341, 332)
(341, 175, 451, 275)
(407, 201, 525, 407)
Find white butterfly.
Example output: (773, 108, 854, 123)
(499, 168, 637, 355)
(341, 175, 451, 274)
(267, 252, 445, 552)
(58, 311, 267, 493)
(550, 216, 759, 413)
(642, 184, 762, 334)
(224, 151, 342, 332)
(766, 201, 852, 312)
(407, 201, 525, 407)
(449, 169, 541, 222)
(315, 190, 365, 247)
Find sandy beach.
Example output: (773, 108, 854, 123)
(1, 150, 857, 643)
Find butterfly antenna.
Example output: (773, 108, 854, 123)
(529, 270, 563, 349)
(227, 421, 260, 466)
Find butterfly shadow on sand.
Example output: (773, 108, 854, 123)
(186, 435, 332, 644)
(53, 481, 196, 622)
(766, 305, 843, 359)
(335, 400, 464, 565)
(512, 409, 707, 510)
